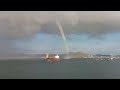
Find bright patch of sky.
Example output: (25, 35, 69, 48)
(14, 32, 120, 55)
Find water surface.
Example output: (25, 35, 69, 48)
(0, 58, 119, 79)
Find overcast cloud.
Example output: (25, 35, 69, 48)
(0, 11, 120, 56)
(0, 11, 120, 38)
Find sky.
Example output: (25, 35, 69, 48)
(14, 32, 120, 55)
(1, 11, 120, 56)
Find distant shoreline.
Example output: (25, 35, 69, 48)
(0, 52, 119, 60)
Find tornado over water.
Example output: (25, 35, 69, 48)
(56, 20, 69, 54)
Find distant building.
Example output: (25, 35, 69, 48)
(94, 54, 111, 58)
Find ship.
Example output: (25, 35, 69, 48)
(46, 53, 60, 62)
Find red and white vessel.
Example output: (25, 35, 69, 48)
(46, 53, 60, 62)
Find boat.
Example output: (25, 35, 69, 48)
(46, 53, 60, 62)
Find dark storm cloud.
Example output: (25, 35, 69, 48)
(0, 11, 120, 38)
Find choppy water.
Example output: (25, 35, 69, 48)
(0, 58, 120, 79)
